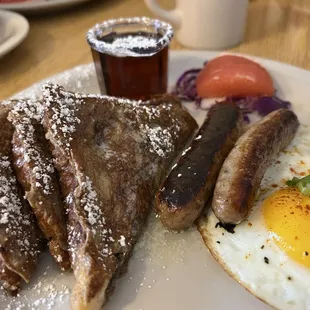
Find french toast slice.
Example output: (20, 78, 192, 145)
(8, 100, 70, 271)
(42, 84, 197, 310)
(0, 102, 41, 294)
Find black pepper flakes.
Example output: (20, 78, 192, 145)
(261, 245, 265, 249)
(287, 276, 292, 281)
(305, 251, 309, 256)
(216, 241, 221, 244)
(264, 257, 269, 264)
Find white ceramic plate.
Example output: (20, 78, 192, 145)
(0, 0, 92, 13)
(0, 10, 29, 58)
(1, 50, 310, 310)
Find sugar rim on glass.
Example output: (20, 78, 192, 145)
(86, 16, 174, 57)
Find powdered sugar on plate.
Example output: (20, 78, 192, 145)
(0, 253, 73, 310)
(11, 64, 99, 101)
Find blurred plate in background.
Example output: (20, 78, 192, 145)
(0, 9, 29, 58)
(0, 0, 93, 13)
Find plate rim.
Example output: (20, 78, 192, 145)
(11, 50, 310, 99)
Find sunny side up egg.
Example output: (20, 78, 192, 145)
(263, 187, 309, 269)
(199, 125, 310, 310)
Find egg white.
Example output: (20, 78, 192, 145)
(198, 125, 310, 310)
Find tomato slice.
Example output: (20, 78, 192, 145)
(196, 55, 275, 98)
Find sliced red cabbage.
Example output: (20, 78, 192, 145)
(172, 68, 201, 101)
(230, 96, 291, 116)
(254, 96, 291, 115)
(172, 65, 291, 123)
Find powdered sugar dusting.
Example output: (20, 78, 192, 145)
(86, 17, 173, 57)
(1, 255, 72, 310)
(111, 35, 157, 50)
(43, 83, 181, 160)
(119, 235, 126, 247)
(43, 84, 82, 153)
(142, 125, 173, 158)
(12, 64, 98, 101)
(0, 156, 38, 256)
(67, 172, 116, 265)
(9, 100, 54, 195)
(80, 176, 109, 252)
(134, 213, 190, 264)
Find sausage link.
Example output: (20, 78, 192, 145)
(156, 102, 243, 231)
(212, 109, 299, 224)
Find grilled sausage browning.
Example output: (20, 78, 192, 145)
(212, 109, 299, 224)
(156, 102, 243, 231)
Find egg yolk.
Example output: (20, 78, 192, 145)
(263, 187, 310, 268)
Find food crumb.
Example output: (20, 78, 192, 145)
(290, 167, 298, 174)
(264, 257, 269, 264)
(215, 222, 235, 234)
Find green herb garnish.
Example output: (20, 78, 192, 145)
(286, 177, 300, 186)
(286, 175, 310, 196)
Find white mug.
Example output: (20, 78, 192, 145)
(145, 0, 249, 50)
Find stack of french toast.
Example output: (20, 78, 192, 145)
(0, 84, 197, 310)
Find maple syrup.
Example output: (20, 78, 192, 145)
(87, 17, 173, 100)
